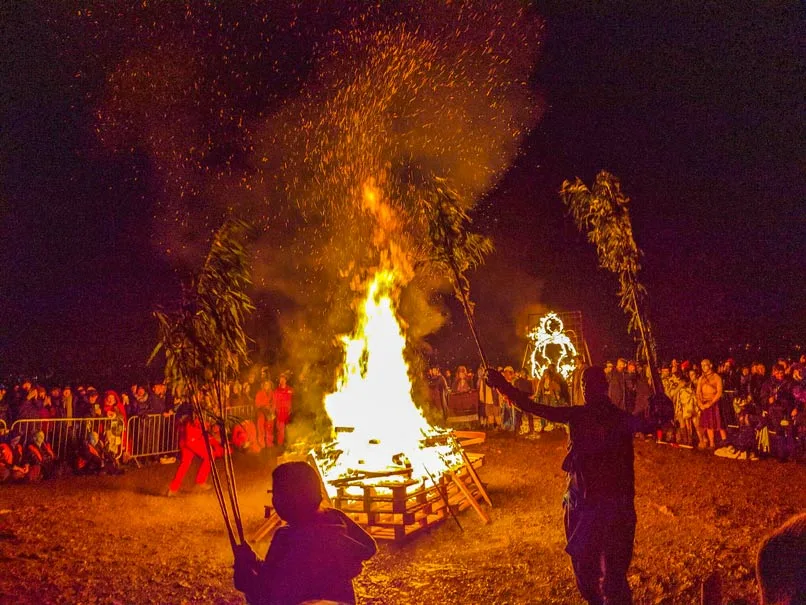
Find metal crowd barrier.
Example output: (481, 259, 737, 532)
(124, 406, 257, 464)
(126, 413, 180, 464)
(224, 405, 256, 423)
(9, 416, 123, 462)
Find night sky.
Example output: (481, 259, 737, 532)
(1, 2, 804, 382)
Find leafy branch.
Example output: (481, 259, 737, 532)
(416, 177, 493, 367)
(150, 218, 255, 549)
(560, 171, 662, 394)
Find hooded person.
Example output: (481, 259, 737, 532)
(1, 433, 28, 481)
(234, 461, 377, 605)
(487, 365, 656, 605)
(25, 430, 56, 481)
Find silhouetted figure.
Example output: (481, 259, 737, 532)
(756, 512, 805, 605)
(488, 365, 651, 605)
(234, 461, 377, 605)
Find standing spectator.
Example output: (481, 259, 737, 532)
(632, 364, 652, 423)
(750, 363, 767, 404)
(61, 386, 75, 419)
(674, 373, 698, 446)
(696, 359, 726, 449)
(272, 374, 293, 448)
(17, 388, 43, 420)
(255, 379, 275, 449)
(133, 385, 153, 415)
(608, 358, 628, 411)
(47, 387, 63, 417)
(452, 366, 473, 393)
(624, 361, 638, 414)
(499, 366, 518, 432)
(477, 366, 500, 428)
(150, 383, 167, 414)
(86, 388, 102, 417)
(74, 386, 91, 417)
(569, 356, 588, 407)
(427, 367, 449, 421)
(0, 384, 8, 426)
(760, 364, 794, 415)
(535, 367, 563, 434)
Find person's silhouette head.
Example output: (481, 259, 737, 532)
(272, 461, 322, 525)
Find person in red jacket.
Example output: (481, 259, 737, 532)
(254, 379, 275, 449)
(75, 431, 104, 475)
(272, 374, 293, 448)
(25, 430, 56, 481)
(0, 436, 29, 482)
(166, 414, 222, 496)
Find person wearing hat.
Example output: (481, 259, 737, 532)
(486, 366, 655, 605)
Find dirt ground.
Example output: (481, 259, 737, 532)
(0, 431, 804, 605)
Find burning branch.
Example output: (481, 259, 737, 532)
(417, 177, 493, 368)
(560, 171, 662, 395)
(150, 218, 255, 550)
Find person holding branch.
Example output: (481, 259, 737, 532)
(487, 365, 654, 605)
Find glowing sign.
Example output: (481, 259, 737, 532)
(527, 312, 577, 380)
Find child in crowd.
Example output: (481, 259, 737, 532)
(234, 461, 377, 605)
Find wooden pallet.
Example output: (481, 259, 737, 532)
(251, 452, 489, 543)
(332, 453, 486, 541)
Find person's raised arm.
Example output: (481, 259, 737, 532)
(486, 369, 574, 423)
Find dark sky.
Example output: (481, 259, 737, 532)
(1, 2, 804, 381)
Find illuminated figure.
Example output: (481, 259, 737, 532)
(528, 312, 578, 381)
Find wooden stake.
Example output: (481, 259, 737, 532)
(450, 470, 489, 524)
(459, 450, 492, 507)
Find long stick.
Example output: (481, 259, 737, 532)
(214, 374, 245, 543)
(446, 254, 488, 369)
(193, 395, 237, 550)
(423, 464, 463, 532)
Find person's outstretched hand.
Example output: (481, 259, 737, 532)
(485, 368, 509, 391)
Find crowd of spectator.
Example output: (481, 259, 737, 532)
(0, 366, 295, 484)
(428, 354, 806, 462)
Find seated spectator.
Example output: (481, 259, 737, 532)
(24, 430, 57, 480)
(99, 426, 125, 475)
(75, 431, 104, 475)
(714, 404, 760, 461)
(232, 419, 261, 454)
(1, 434, 29, 482)
(756, 513, 805, 605)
